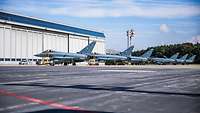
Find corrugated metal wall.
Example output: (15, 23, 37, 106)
(44, 32, 68, 52)
(0, 23, 105, 64)
(90, 38, 105, 54)
(0, 26, 4, 58)
(69, 35, 88, 53)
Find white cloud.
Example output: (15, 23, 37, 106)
(48, 0, 200, 18)
(191, 35, 200, 43)
(160, 24, 169, 33)
(2, 0, 200, 18)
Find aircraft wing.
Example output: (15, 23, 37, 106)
(95, 55, 127, 61)
(52, 56, 75, 60)
(96, 57, 126, 61)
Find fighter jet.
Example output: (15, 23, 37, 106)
(128, 49, 154, 64)
(151, 53, 179, 65)
(94, 45, 135, 62)
(35, 41, 96, 66)
(176, 54, 188, 64)
(186, 55, 196, 64)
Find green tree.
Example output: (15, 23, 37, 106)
(132, 43, 200, 64)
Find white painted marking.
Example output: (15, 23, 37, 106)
(0, 103, 38, 112)
(62, 92, 114, 105)
(129, 75, 190, 88)
(99, 70, 156, 73)
(0, 79, 49, 85)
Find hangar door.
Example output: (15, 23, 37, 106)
(0, 25, 43, 60)
(90, 38, 105, 54)
(69, 35, 89, 53)
(44, 32, 68, 52)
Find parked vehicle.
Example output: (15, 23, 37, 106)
(19, 59, 30, 65)
(88, 59, 99, 65)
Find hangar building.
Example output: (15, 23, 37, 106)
(0, 11, 105, 64)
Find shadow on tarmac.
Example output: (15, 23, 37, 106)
(4, 83, 200, 97)
(25, 109, 114, 113)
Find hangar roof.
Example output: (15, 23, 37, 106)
(0, 11, 105, 38)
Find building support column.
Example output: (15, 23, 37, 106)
(67, 34, 69, 53)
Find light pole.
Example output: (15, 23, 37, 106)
(126, 30, 129, 48)
(126, 29, 135, 48)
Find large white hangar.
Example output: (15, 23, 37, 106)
(0, 11, 105, 64)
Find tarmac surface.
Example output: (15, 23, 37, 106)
(0, 65, 200, 113)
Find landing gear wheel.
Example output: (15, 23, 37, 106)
(72, 62, 76, 65)
(50, 63, 55, 66)
(64, 62, 68, 66)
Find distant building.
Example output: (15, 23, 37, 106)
(0, 11, 105, 64)
(106, 49, 120, 55)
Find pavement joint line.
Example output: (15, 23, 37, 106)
(0, 79, 49, 85)
(3, 86, 50, 94)
(98, 70, 156, 73)
(131, 76, 188, 88)
(0, 89, 88, 112)
(0, 102, 38, 112)
(61, 92, 114, 105)
(131, 74, 200, 88)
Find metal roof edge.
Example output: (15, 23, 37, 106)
(0, 10, 105, 38)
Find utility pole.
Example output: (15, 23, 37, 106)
(126, 29, 136, 48)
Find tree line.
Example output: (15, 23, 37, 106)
(132, 43, 200, 64)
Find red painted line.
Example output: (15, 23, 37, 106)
(0, 89, 81, 111)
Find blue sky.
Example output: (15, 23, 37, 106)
(0, 0, 200, 51)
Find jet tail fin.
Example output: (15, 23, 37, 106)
(179, 54, 188, 60)
(77, 41, 96, 54)
(163, 56, 168, 58)
(141, 49, 154, 58)
(170, 53, 179, 59)
(120, 45, 134, 56)
(188, 55, 196, 61)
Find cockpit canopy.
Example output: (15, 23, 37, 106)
(42, 49, 55, 53)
